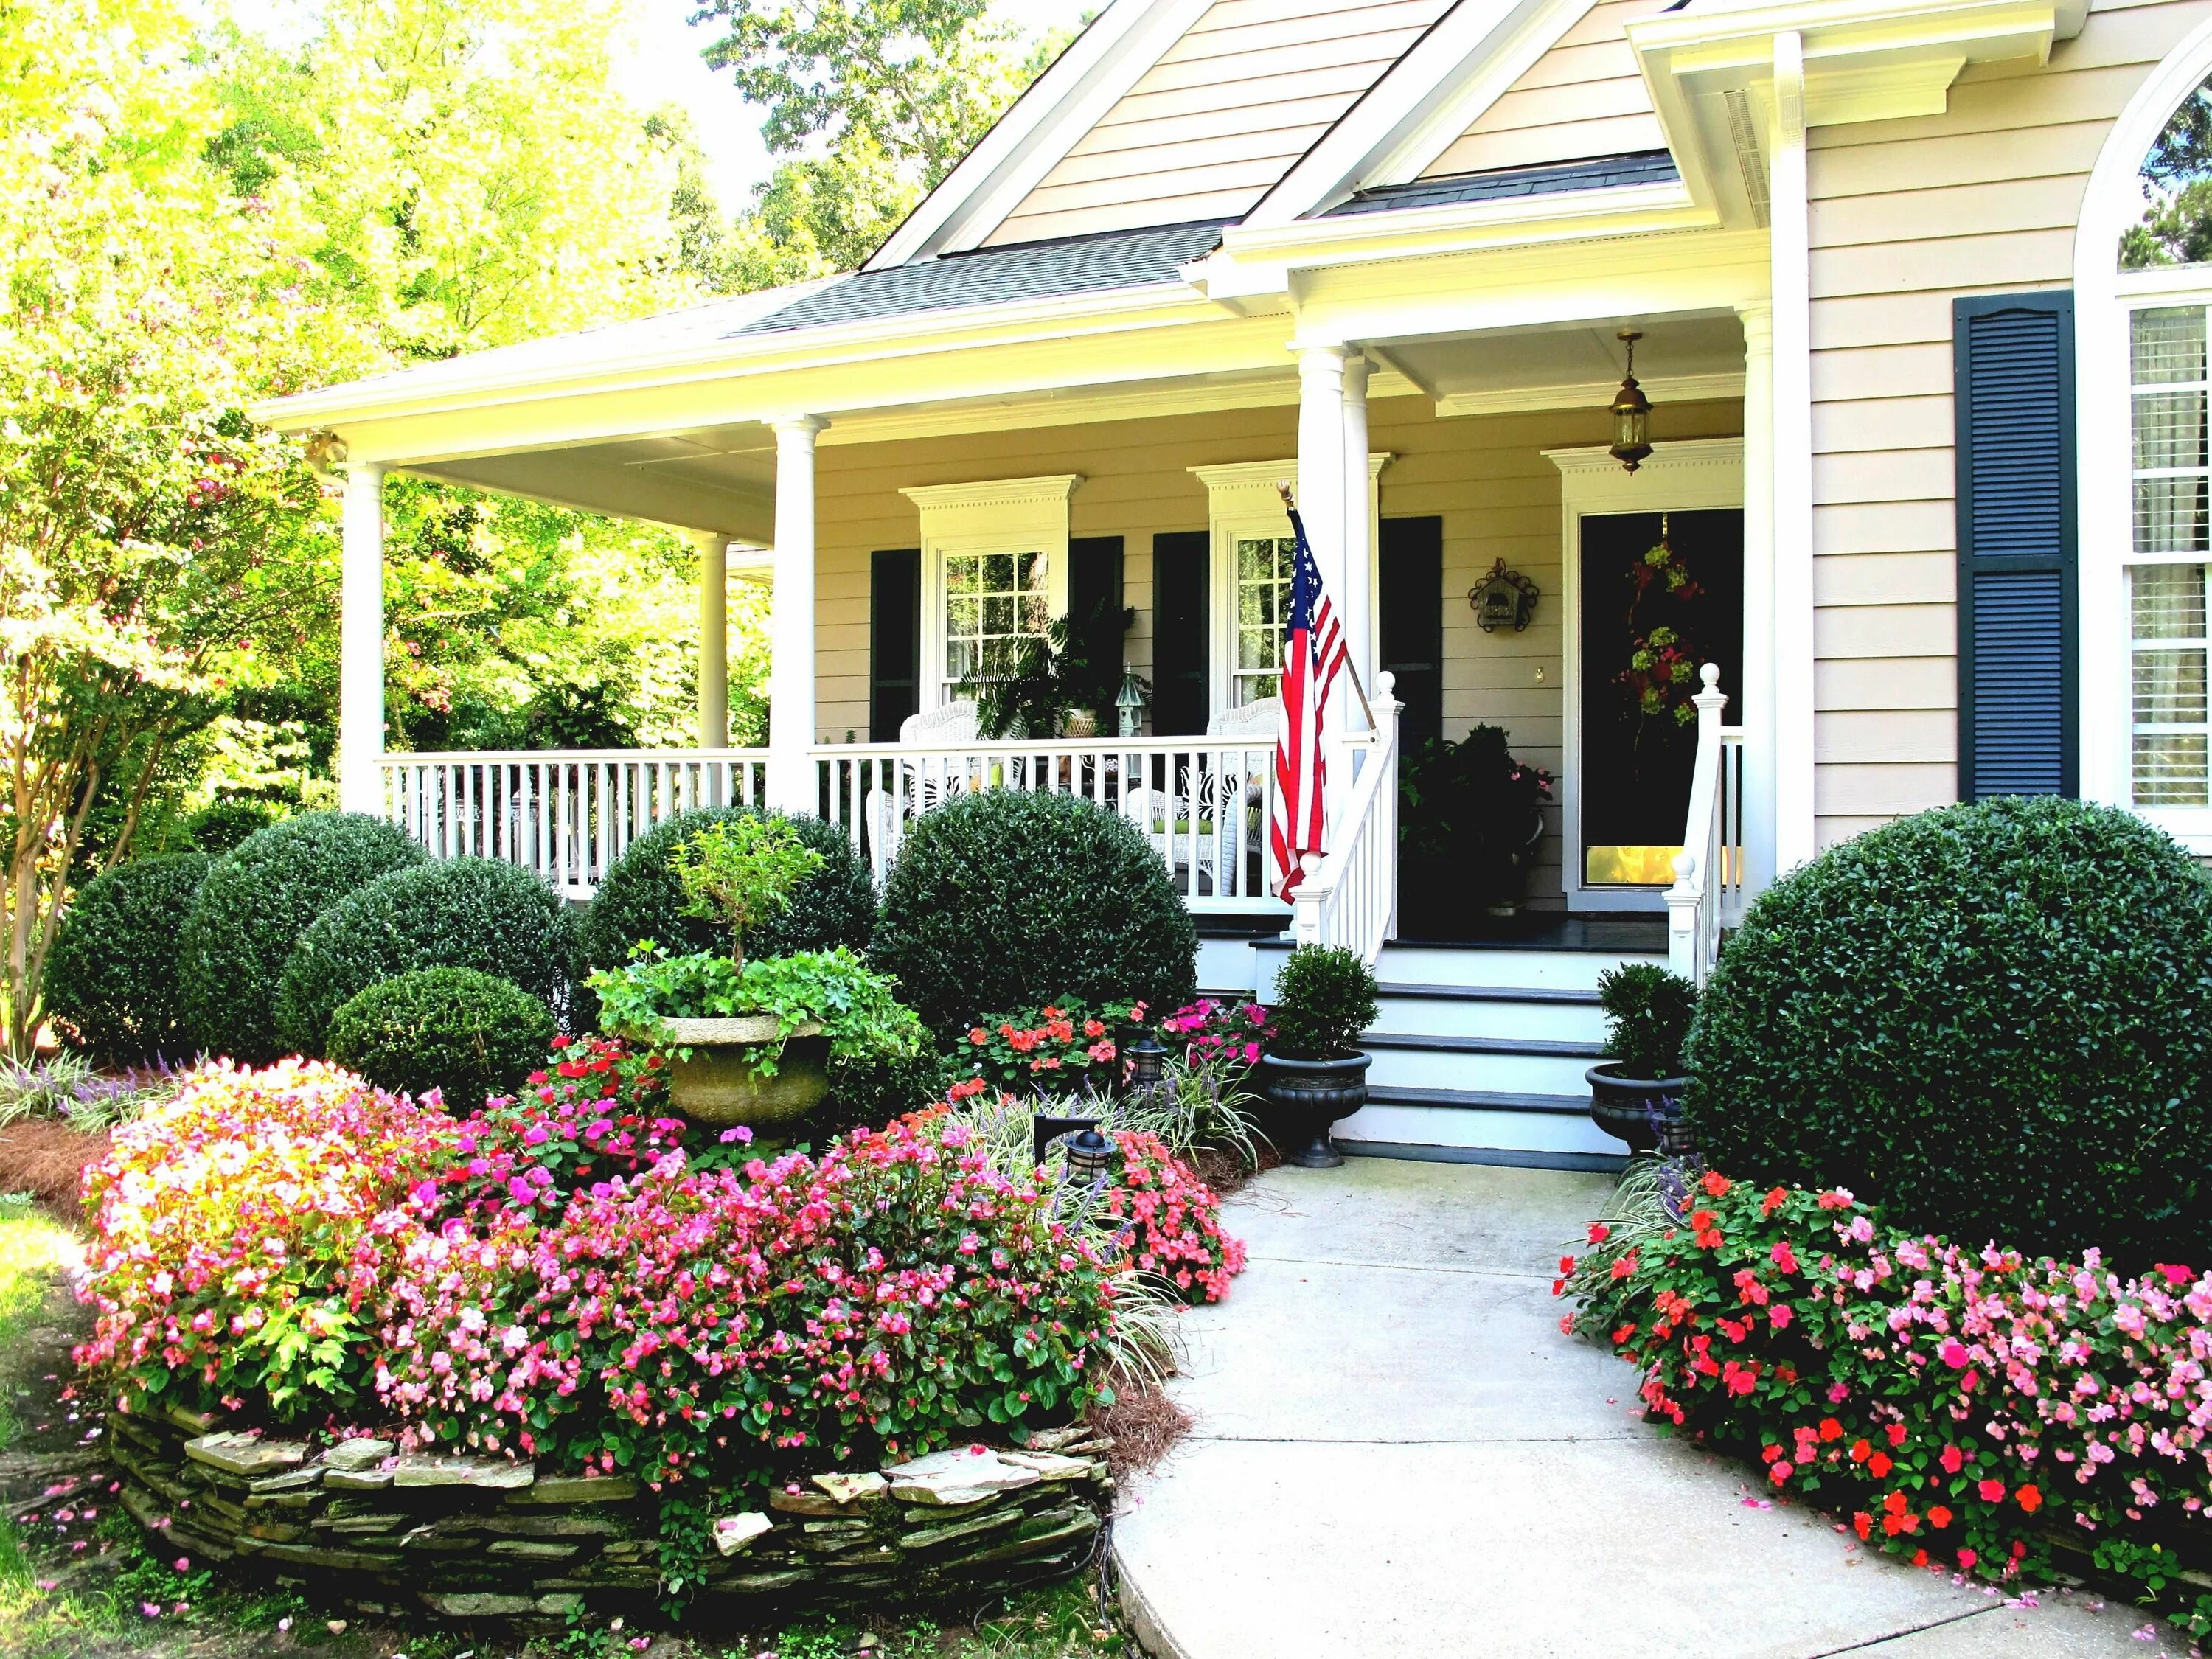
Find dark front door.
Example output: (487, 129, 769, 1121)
(1379, 515, 1443, 753)
(1578, 509, 1745, 889)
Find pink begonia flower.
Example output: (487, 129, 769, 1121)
(1938, 1337, 1969, 1368)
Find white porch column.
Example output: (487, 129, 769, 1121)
(767, 417, 825, 814)
(1296, 342, 1351, 634)
(1769, 30, 1818, 873)
(338, 462, 387, 815)
(1340, 352, 1375, 692)
(694, 529, 729, 750)
(1737, 302, 1778, 896)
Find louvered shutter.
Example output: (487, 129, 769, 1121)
(869, 549, 921, 741)
(1954, 293, 2077, 799)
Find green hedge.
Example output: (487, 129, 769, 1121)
(178, 813, 426, 1064)
(581, 807, 875, 975)
(326, 967, 554, 1107)
(46, 852, 212, 1062)
(1686, 796, 2212, 1266)
(274, 857, 576, 1057)
(872, 790, 1197, 1039)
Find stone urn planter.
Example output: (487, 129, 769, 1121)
(661, 1015, 830, 1130)
(1261, 1051, 1371, 1169)
(1585, 1062, 1690, 1155)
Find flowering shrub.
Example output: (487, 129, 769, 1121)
(964, 1000, 1144, 1093)
(76, 1060, 455, 1416)
(376, 1112, 1123, 1484)
(1560, 1167, 2212, 1634)
(1158, 999, 1273, 1071)
(1100, 1129, 1245, 1304)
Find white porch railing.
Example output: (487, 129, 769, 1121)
(1289, 672, 1401, 963)
(380, 750, 768, 899)
(814, 734, 1291, 913)
(1665, 665, 1748, 985)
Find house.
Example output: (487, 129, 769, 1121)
(255, 0, 2212, 1168)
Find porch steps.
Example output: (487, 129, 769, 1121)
(1244, 931, 1664, 1172)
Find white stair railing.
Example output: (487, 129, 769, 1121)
(1289, 672, 1402, 964)
(380, 749, 768, 899)
(1665, 665, 1747, 985)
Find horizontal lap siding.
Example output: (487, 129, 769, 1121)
(985, 0, 1455, 246)
(809, 394, 1739, 909)
(1806, 0, 2212, 849)
(1422, 0, 1672, 179)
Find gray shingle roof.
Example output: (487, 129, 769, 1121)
(736, 220, 1233, 336)
(1322, 150, 1681, 218)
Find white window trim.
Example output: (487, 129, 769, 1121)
(902, 474, 1079, 709)
(1546, 438, 1745, 914)
(1188, 456, 1390, 723)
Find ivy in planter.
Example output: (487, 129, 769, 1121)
(588, 947, 925, 1077)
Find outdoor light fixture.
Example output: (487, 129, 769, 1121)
(1608, 329, 1654, 474)
(1032, 1113, 1116, 1188)
(1125, 1030, 1169, 1093)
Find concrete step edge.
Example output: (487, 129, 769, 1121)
(1374, 981, 1602, 1005)
(1362, 1085, 1593, 1117)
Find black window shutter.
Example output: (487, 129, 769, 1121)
(1068, 536, 1123, 631)
(1955, 292, 2077, 799)
(868, 548, 921, 742)
(1378, 515, 1444, 752)
(1152, 530, 1209, 735)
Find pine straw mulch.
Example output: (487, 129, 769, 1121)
(0, 1117, 108, 1211)
(1087, 1367, 1194, 1484)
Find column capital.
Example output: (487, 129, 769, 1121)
(1340, 353, 1372, 394)
(1736, 301, 1775, 347)
(771, 414, 828, 441)
(1295, 341, 1354, 376)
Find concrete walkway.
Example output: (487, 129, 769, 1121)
(1112, 1158, 2169, 1659)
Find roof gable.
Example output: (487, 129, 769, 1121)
(1419, 0, 1669, 178)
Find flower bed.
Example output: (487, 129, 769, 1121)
(1100, 1129, 1245, 1304)
(961, 1000, 1143, 1093)
(1560, 1166, 2212, 1637)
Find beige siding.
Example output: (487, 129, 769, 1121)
(810, 394, 1742, 907)
(1806, 0, 2212, 844)
(986, 0, 1456, 246)
(1421, 0, 1672, 179)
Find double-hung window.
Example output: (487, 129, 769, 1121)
(1232, 535, 1297, 706)
(2129, 305, 2212, 808)
(902, 476, 1079, 710)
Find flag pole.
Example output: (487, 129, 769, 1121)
(1276, 481, 1377, 731)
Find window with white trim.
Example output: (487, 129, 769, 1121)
(2129, 304, 2212, 807)
(1232, 535, 1295, 706)
(901, 475, 1078, 708)
(943, 551, 1048, 684)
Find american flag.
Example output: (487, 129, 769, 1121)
(1270, 504, 1351, 900)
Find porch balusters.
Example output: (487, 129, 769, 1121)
(1664, 665, 1749, 985)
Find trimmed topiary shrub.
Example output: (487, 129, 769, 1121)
(873, 790, 1197, 1038)
(581, 806, 875, 975)
(184, 798, 284, 855)
(1686, 796, 2212, 1267)
(177, 813, 426, 1064)
(1266, 945, 1379, 1060)
(274, 857, 576, 1056)
(325, 967, 555, 1109)
(46, 852, 212, 1062)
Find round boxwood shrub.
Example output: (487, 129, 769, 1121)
(184, 798, 284, 855)
(581, 807, 875, 974)
(1686, 796, 2212, 1267)
(274, 857, 577, 1057)
(46, 852, 212, 1062)
(325, 967, 554, 1108)
(873, 790, 1197, 1039)
(178, 813, 427, 1064)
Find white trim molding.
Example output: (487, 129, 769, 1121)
(903, 474, 1082, 708)
(1546, 438, 1745, 912)
(1436, 371, 1746, 420)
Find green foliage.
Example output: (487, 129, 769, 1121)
(582, 806, 877, 975)
(45, 853, 212, 1062)
(963, 597, 1139, 739)
(1686, 796, 2212, 1267)
(1398, 724, 1553, 905)
(874, 790, 1197, 1040)
(2124, 73, 2212, 269)
(821, 1046, 962, 1133)
(1266, 946, 1379, 1061)
(1596, 962, 1696, 1081)
(588, 946, 925, 1074)
(182, 798, 285, 855)
(672, 813, 826, 964)
(176, 813, 425, 1064)
(327, 968, 556, 1107)
(273, 856, 577, 1057)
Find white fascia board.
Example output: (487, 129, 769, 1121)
(864, 0, 1214, 271)
(1192, 178, 1714, 304)
(1245, 0, 1591, 228)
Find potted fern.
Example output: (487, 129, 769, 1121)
(588, 816, 922, 1133)
(1585, 962, 1696, 1153)
(1260, 945, 1380, 1169)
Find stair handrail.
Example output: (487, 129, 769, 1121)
(1290, 672, 1402, 964)
(1666, 664, 1733, 985)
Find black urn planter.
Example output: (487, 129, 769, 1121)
(1585, 1062, 1691, 1155)
(1262, 1051, 1371, 1169)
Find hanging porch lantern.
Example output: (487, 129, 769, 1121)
(1608, 329, 1654, 474)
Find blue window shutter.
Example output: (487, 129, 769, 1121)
(1954, 293, 2076, 799)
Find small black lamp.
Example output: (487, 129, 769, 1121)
(1608, 329, 1654, 473)
(1125, 1030, 1169, 1093)
(1032, 1113, 1116, 1186)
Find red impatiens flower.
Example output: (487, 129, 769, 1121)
(1940, 1445, 1964, 1474)
(2015, 1484, 2042, 1514)
(1926, 1506, 1952, 1529)
(1978, 1478, 2006, 1503)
